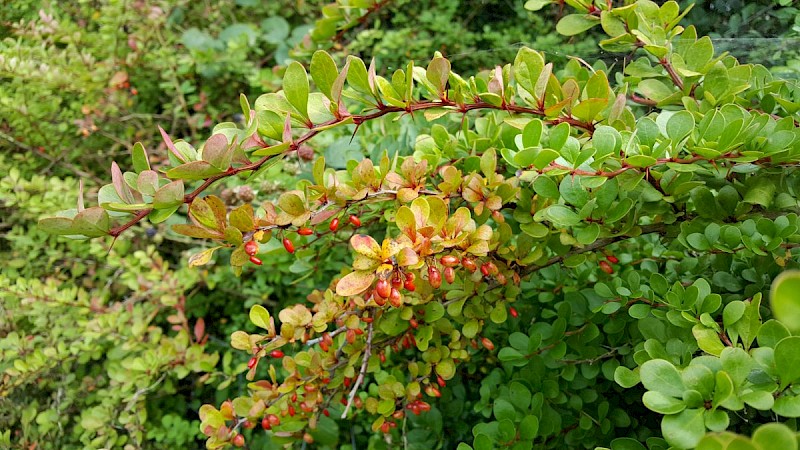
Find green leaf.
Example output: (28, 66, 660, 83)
(661, 408, 705, 449)
(758, 319, 791, 348)
(614, 366, 640, 388)
(131, 142, 150, 172)
(72, 207, 110, 237)
(38, 217, 76, 236)
(556, 14, 601, 36)
(311, 51, 338, 100)
(249, 305, 271, 330)
(703, 409, 729, 432)
(666, 111, 695, 142)
(775, 336, 800, 389)
(752, 423, 798, 450)
(524, 0, 552, 11)
(642, 391, 686, 414)
(426, 57, 450, 98)
(771, 270, 800, 333)
(493, 399, 516, 422)
(166, 161, 223, 180)
(541, 205, 581, 227)
(284, 61, 309, 120)
(640, 359, 684, 397)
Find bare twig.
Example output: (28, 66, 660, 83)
(341, 319, 373, 419)
(306, 325, 347, 346)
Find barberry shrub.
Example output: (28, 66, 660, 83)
(40, 0, 800, 448)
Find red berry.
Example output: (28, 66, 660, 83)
(599, 260, 614, 274)
(409, 318, 418, 329)
(268, 414, 280, 426)
(261, 416, 272, 430)
(348, 215, 361, 227)
(243, 420, 255, 429)
(444, 266, 456, 284)
(329, 218, 340, 232)
(379, 352, 386, 363)
(288, 405, 296, 417)
(480, 263, 490, 276)
(509, 306, 518, 318)
(380, 421, 390, 433)
(323, 408, 330, 417)
(247, 357, 258, 369)
(428, 266, 442, 289)
(403, 278, 416, 292)
(375, 279, 391, 299)
(462, 257, 477, 273)
(270, 350, 284, 358)
(373, 290, 387, 306)
(244, 240, 259, 256)
(249, 255, 263, 265)
(481, 337, 495, 351)
(283, 237, 295, 254)
(440, 255, 459, 267)
(298, 227, 314, 236)
(437, 375, 446, 387)
(389, 288, 403, 308)
(232, 434, 245, 447)
(391, 275, 402, 289)
(606, 255, 619, 264)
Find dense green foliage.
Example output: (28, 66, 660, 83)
(4, 1, 800, 449)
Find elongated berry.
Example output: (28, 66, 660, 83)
(244, 240, 259, 256)
(440, 255, 459, 267)
(270, 349, 284, 358)
(247, 356, 258, 369)
(606, 255, 619, 264)
(375, 279, 391, 299)
(481, 337, 495, 351)
(329, 217, 340, 232)
(599, 260, 614, 274)
(428, 266, 442, 289)
(461, 257, 477, 273)
(283, 237, 295, 254)
(250, 255, 263, 265)
(403, 278, 416, 292)
(261, 416, 271, 430)
(444, 266, 455, 284)
(509, 306, 518, 318)
(389, 288, 402, 307)
(348, 215, 361, 227)
(298, 227, 314, 236)
(437, 375, 446, 387)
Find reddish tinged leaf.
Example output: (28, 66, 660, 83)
(194, 318, 205, 341)
(159, 125, 186, 163)
(336, 270, 375, 297)
(350, 234, 381, 259)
